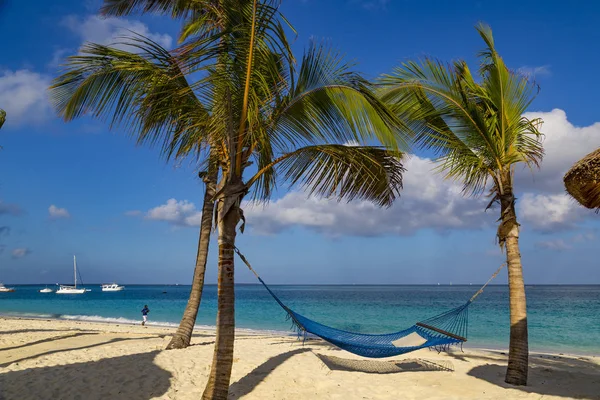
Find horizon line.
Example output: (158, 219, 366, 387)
(7, 283, 600, 286)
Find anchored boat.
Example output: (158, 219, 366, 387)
(56, 255, 87, 294)
(101, 283, 124, 292)
(0, 283, 15, 292)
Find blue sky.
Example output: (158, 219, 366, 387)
(1, 0, 599, 285)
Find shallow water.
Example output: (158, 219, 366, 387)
(1, 284, 598, 354)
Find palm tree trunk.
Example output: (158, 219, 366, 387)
(166, 172, 217, 350)
(202, 192, 240, 400)
(499, 187, 528, 386)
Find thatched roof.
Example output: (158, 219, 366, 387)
(564, 148, 600, 210)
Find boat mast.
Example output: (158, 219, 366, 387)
(74, 255, 77, 288)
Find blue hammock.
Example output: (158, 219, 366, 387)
(235, 247, 503, 359)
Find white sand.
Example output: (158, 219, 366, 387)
(0, 317, 598, 399)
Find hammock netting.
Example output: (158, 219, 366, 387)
(257, 276, 470, 358)
(236, 248, 501, 359)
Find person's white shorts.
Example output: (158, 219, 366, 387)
(143, 315, 147, 323)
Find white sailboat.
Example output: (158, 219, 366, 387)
(56, 255, 86, 294)
(101, 283, 124, 292)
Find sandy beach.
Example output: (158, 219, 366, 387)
(0, 317, 598, 399)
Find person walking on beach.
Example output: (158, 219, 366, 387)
(141, 305, 150, 326)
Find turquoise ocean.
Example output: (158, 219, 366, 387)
(1, 284, 598, 355)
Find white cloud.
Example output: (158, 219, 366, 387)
(535, 231, 594, 251)
(138, 109, 598, 236)
(145, 198, 202, 227)
(0, 16, 171, 128)
(516, 109, 600, 194)
(246, 109, 600, 236)
(48, 205, 71, 219)
(517, 65, 551, 78)
(62, 15, 172, 51)
(11, 247, 31, 259)
(243, 155, 494, 236)
(138, 157, 494, 236)
(48, 48, 72, 69)
(536, 239, 571, 251)
(0, 69, 51, 126)
(518, 193, 586, 232)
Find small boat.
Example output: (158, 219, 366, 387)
(56, 255, 87, 294)
(39, 286, 54, 293)
(0, 283, 15, 292)
(101, 283, 124, 292)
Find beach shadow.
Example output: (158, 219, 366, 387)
(316, 354, 454, 374)
(0, 332, 98, 352)
(444, 348, 471, 362)
(0, 336, 156, 368)
(0, 351, 171, 400)
(467, 354, 600, 399)
(268, 338, 341, 351)
(190, 333, 213, 338)
(229, 348, 310, 399)
(184, 334, 268, 348)
(0, 328, 73, 335)
(190, 340, 216, 347)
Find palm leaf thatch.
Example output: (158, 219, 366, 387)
(564, 148, 600, 210)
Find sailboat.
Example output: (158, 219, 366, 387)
(56, 255, 86, 294)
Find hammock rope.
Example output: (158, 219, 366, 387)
(233, 246, 505, 358)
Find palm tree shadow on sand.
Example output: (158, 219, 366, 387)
(228, 348, 310, 399)
(458, 351, 600, 399)
(0, 351, 171, 400)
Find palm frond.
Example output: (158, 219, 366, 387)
(270, 42, 409, 152)
(101, 0, 204, 18)
(379, 24, 544, 196)
(247, 144, 405, 207)
(49, 34, 213, 160)
(54, 1, 407, 214)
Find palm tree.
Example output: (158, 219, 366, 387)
(96, 0, 292, 350)
(167, 166, 217, 349)
(101, 0, 230, 351)
(379, 23, 543, 386)
(50, 2, 409, 397)
(0, 109, 5, 129)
